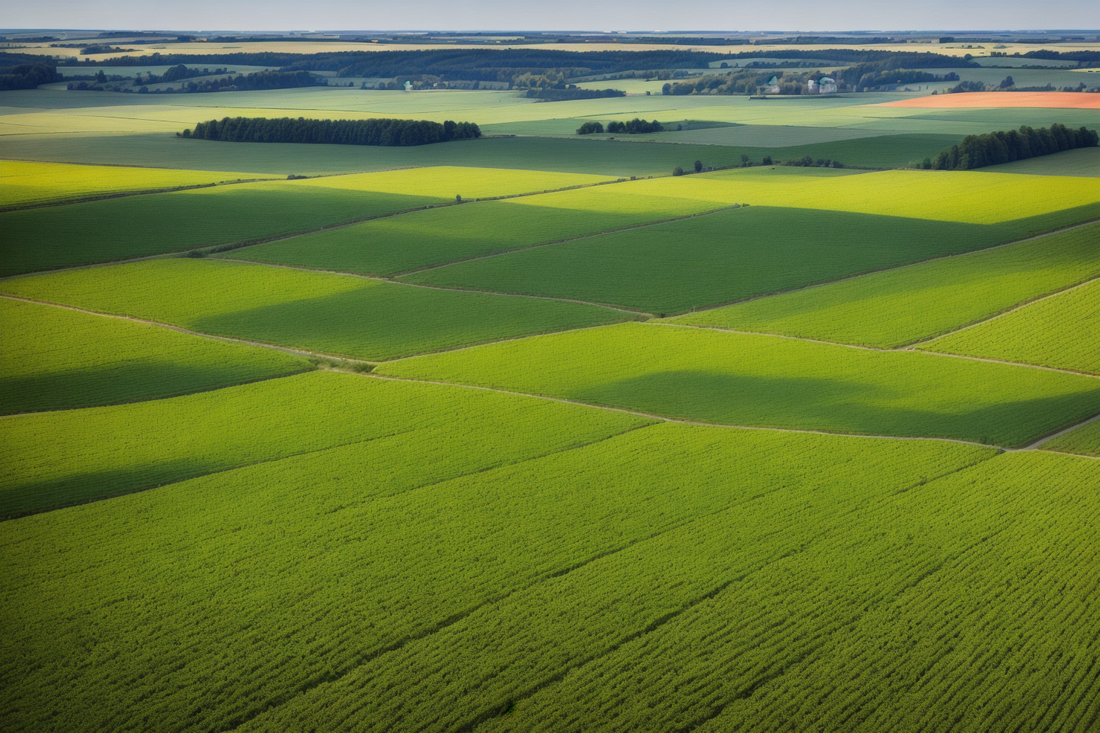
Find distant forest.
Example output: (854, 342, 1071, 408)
(183, 116, 482, 147)
(927, 124, 1099, 170)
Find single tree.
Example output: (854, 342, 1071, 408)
(694, 160, 703, 173)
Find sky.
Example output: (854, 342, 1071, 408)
(3, 0, 1098, 33)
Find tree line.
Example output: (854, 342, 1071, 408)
(927, 124, 1098, 170)
(182, 117, 482, 147)
(0, 62, 61, 91)
(527, 87, 624, 101)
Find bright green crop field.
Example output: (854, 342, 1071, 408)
(982, 147, 1100, 178)
(921, 278, 1100, 374)
(671, 222, 1100, 346)
(227, 193, 725, 277)
(0, 259, 634, 360)
(0, 371, 649, 518)
(403, 206, 1019, 313)
(0, 160, 276, 209)
(0, 421, 994, 733)
(1044, 417, 1100, 457)
(378, 322, 1100, 446)
(0, 298, 310, 414)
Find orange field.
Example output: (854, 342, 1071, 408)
(873, 92, 1100, 109)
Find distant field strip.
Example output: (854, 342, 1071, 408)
(377, 322, 1100, 447)
(0, 421, 992, 733)
(0, 167, 610, 277)
(402, 206, 1022, 314)
(0, 259, 633, 360)
(471, 452, 1100, 733)
(226, 191, 726, 277)
(1043, 416, 1100, 457)
(0, 298, 310, 415)
(0, 371, 649, 518)
(0, 160, 276, 209)
(670, 222, 1100, 347)
(982, 147, 1100, 178)
(920, 278, 1100, 375)
(628, 168, 1100, 226)
(873, 91, 1100, 109)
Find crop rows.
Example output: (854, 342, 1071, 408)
(472, 452, 1100, 733)
(672, 222, 1100, 347)
(403, 206, 1015, 314)
(0, 372, 647, 517)
(1043, 417, 1100, 457)
(0, 259, 633, 360)
(0, 423, 990, 733)
(0, 298, 310, 414)
(378, 322, 1100, 446)
(921, 278, 1100, 374)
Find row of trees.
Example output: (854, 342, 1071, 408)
(929, 124, 1098, 170)
(607, 118, 664, 134)
(182, 117, 481, 147)
(526, 87, 624, 101)
(0, 62, 60, 91)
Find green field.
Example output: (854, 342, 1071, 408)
(0, 371, 649, 518)
(0, 259, 634, 359)
(226, 191, 725, 277)
(1043, 417, 1100, 457)
(403, 206, 1021, 313)
(378, 322, 1100, 446)
(0, 298, 310, 414)
(921, 278, 1100, 374)
(0, 421, 993, 733)
(670, 223, 1100, 346)
(0, 160, 276, 209)
(982, 146, 1100, 178)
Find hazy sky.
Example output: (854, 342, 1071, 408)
(4, 0, 1098, 33)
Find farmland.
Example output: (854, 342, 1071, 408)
(920, 278, 1100, 374)
(2, 33, 1099, 733)
(0, 298, 310, 414)
(377, 322, 1100, 446)
(0, 259, 633, 360)
(670, 222, 1100, 347)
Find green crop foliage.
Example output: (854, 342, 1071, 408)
(227, 192, 722, 277)
(0, 259, 633, 360)
(403, 207, 1018, 314)
(628, 168, 1100, 225)
(290, 165, 612, 199)
(0, 298, 310, 415)
(0, 181, 442, 277)
(921, 278, 1100, 374)
(378, 322, 1100, 446)
(1043, 418, 1100, 457)
(0, 423, 990, 733)
(469, 452, 1100, 733)
(982, 146, 1100, 178)
(671, 222, 1100, 347)
(0, 371, 648, 518)
(0, 160, 277, 209)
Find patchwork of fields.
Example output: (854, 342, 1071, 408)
(2, 60, 1098, 733)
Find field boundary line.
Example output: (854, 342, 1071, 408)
(902, 274, 1100, 348)
(1021, 411, 1100, 452)
(646, 321, 1100, 380)
(670, 217, 1100, 318)
(212, 258, 654, 316)
(363, 373, 1005, 450)
(389, 205, 742, 278)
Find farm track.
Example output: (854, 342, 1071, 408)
(1022, 411, 1100, 452)
(8, 293, 1092, 454)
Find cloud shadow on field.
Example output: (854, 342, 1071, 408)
(0, 359, 308, 416)
(568, 370, 1100, 446)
